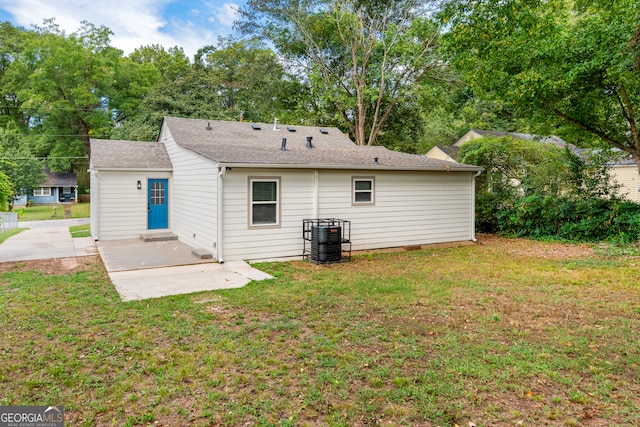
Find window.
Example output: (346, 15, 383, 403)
(352, 177, 374, 205)
(250, 178, 280, 226)
(33, 187, 51, 197)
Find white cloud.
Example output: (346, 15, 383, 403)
(0, 0, 241, 59)
(215, 3, 240, 25)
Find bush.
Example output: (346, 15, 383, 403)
(462, 136, 640, 243)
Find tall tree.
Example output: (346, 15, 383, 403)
(440, 0, 640, 172)
(0, 22, 28, 131)
(238, 0, 450, 146)
(4, 19, 121, 170)
(0, 123, 45, 210)
(195, 37, 302, 123)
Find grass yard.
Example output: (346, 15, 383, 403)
(69, 224, 91, 238)
(0, 236, 639, 426)
(0, 228, 26, 244)
(14, 203, 90, 221)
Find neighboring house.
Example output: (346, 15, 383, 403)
(426, 129, 583, 163)
(13, 168, 78, 205)
(89, 117, 482, 262)
(608, 155, 640, 203)
(424, 145, 459, 163)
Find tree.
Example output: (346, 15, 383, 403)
(4, 19, 122, 170)
(195, 37, 301, 123)
(0, 22, 29, 131)
(457, 136, 639, 242)
(0, 170, 10, 211)
(0, 123, 45, 210)
(111, 67, 223, 141)
(238, 0, 450, 146)
(440, 0, 640, 172)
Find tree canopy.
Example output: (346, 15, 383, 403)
(440, 0, 640, 171)
(237, 0, 452, 146)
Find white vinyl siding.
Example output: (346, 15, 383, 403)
(609, 165, 640, 203)
(220, 168, 475, 261)
(318, 170, 474, 251)
(223, 169, 314, 261)
(93, 170, 171, 240)
(161, 127, 218, 256)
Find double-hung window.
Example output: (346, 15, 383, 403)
(33, 187, 51, 197)
(352, 177, 374, 205)
(250, 177, 280, 227)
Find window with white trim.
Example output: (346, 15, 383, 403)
(353, 177, 374, 204)
(33, 187, 51, 196)
(250, 178, 280, 226)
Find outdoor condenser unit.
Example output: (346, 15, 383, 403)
(303, 219, 351, 264)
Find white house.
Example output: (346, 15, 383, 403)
(89, 117, 482, 262)
(608, 156, 640, 203)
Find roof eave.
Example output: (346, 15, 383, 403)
(218, 162, 483, 172)
(90, 167, 174, 172)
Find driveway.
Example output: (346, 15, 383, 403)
(0, 218, 95, 262)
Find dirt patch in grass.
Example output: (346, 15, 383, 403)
(476, 233, 595, 258)
(0, 255, 101, 275)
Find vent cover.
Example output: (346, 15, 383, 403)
(319, 128, 329, 134)
(251, 124, 261, 130)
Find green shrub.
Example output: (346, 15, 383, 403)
(462, 136, 640, 243)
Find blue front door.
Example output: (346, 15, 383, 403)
(148, 179, 168, 229)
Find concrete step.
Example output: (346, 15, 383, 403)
(192, 248, 213, 259)
(140, 232, 178, 242)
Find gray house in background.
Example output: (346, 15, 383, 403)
(89, 117, 482, 262)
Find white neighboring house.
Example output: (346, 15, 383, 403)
(608, 155, 640, 203)
(89, 117, 482, 262)
(426, 129, 582, 163)
(428, 129, 640, 203)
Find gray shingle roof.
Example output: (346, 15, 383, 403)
(90, 139, 172, 170)
(42, 168, 77, 187)
(163, 117, 481, 172)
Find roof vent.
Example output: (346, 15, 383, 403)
(319, 128, 329, 134)
(281, 138, 287, 151)
(205, 122, 212, 131)
(252, 124, 261, 130)
(374, 157, 379, 165)
(306, 136, 313, 149)
(287, 126, 296, 132)
(273, 118, 280, 131)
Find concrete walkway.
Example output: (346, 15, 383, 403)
(108, 261, 273, 302)
(0, 218, 96, 262)
(96, 238, 274, 302)
(1, 218, 273, 301)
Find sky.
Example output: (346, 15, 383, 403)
(0, 0, 246, 59)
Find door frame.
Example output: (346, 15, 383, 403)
(147, 178, 169, 230)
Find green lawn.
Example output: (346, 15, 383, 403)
(69, 224, 90, 238)
(0, 237, 638, 426)
(14, 203, 90, 221)
(0, 228, 26, 244)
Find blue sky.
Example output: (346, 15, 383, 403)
(0, 0, 245, 59)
